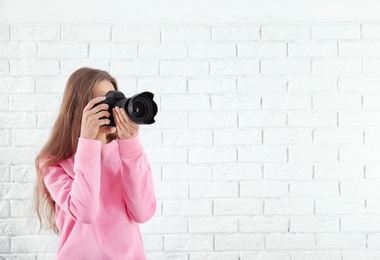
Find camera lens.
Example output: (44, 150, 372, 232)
(127, 92, 157, 124)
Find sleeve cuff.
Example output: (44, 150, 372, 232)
(76, 137, 102, 157)
(117, 134, 143, 155)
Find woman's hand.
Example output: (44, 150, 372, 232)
(80, 96, 111, 140)
(113, 106, 139, 139)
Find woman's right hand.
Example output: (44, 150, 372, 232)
(80, 96, 111, 140)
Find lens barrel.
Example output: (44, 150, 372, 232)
(99, 90, 158, 126)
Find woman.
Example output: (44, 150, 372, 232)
(34, 67, 156, 259)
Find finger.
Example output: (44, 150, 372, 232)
(120, 108, 139, 129)
(97, 118, 111, 126)
(93, 110, 110, 120)
(114, 107, 127, 129)
(83, 96, 106, 112)
(115, 107, 132, 129)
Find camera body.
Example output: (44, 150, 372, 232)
(98, 91, 158, 126)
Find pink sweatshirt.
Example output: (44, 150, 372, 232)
(42, 135, 156, 260)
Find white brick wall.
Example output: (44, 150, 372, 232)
(1, 20, 380, 260)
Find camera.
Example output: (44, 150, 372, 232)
(98, 91, 158, 126)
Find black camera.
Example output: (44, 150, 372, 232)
(98, 91, 158, 126)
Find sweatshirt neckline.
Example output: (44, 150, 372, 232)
(101, 139, 118, 150)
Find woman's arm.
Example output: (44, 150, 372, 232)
(117, 135, 156, 223)
(42, 138, 102, 224)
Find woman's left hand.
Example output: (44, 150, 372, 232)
(113, 107, 140, 139)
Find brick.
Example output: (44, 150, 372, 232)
(288, 76, 338, 93)
(62, 25, 111, 41)
(266, 234, 316, 250)
(150, 112, 188, 129)
(0, 237, 10, 252)
(340, 42, 380, 57)
(11, 25, 60, 41)
(288, 112, 337, 127)
(0, 24, 10, 41)
(238, 77, 287, 93)
(111, 61, 159, 76)
(36, 76, 66, 93)
(162, 26, 210, 42)
(139, 129, 162, 146)
(214, 129, 262, 146)
(12, 129, 50, 146)
(142, 235, 163, 251)
(138, 78, 186, 94)
(262, 25, 310, 40)
(10, 200, 33, 217)
(212, 94, 261, 110)
(339, 76, 380, 92)
(144, 147, 187, 164)
(341, 216, 380, 232)
(212, 163, 262, 181)
(189, 112, 237, 128)
(212, 26, 260, 41)
(112, 26, 160, 42)
(240, 252, 291, 260)
(0, 112, 36, 129)
(213, 198, 263, 215)
(0, 201, 10, 217)
(262, 94, 311, 110)
(289, 181, 339, 197)
(312, 25, 360, 40)
(164, 235, 213, 251)
(10, 60, 59, 76)
(11, 164, 36, 183)
(239, 111, 287, 128)
(314, 164, 364, 179)
(188, 217, 238, 233)
(316, 198, 365, 214)
(161, 61, 209, 76)
(314, 129, 363, 145)
(313, 94, 361, 109)
(215, 234, 264, 250)
(38, 43, 87, 58)
(188, 43, 236, 58)
(189, 182, 238, 198)
(362, 23, 380, 39)
(312, 59, 362, 75)
(162, 165, 212, 181)
(0, 42, 36, 59)
(290, 216, 339, 232)
(37, 111, 58, 129)
(340, 111, 380, 127)
(0, 77, 34, 93)
(163, 200, 212, 216)
(9, 94, 60, 111)
(161, 95, 210, 111)
(240, 216, 289, 233)
(210, 60, 259, 76)
(11, 235, 58, 253)
(363, 94, 380, 109)
(0, 59, 9, 75)
(238, 42, 286, 58)
(261, 60, 311, 75)
(154, 182, 188, 199)
(239, 146, 287, 163)
(190, 252, 239, 260)
(163, 129, 212, 146)
(0, 218, 38, 235)
(0, 130, 11, 146)
(289, 42, 337, 57)
(363, 58, 380, 74)
(366, 164, 380, 179)
(140, 44, 187, 59)
(189, 147, 236, 163)
(188, 78, 236, 94)
(145, 253, 188, 260)
(89, 43, 137, 59)
(144, 216, 188, 234)
(0, 166, 10, 182)
(264, 164, 313, 180)
(265, 198, 314, 215)
(264, 129, 312, 145)
(368, 234, 380, 249)
(341, 181, 380, 196)
(240, 181, 288, 198)
(340, 146, 380, 162)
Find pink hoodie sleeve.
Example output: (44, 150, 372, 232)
(117, 135, 156, 223)
(42, 138, 102, 224)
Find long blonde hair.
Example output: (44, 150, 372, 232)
(34, 67, 118, 233)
